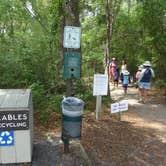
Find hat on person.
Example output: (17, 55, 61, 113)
(143, 61, 151, 67)
(112, 57, 116, 61)
(123, 70, 129, 75)
(138, 65, 143, 70)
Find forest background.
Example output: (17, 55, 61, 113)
(0, 0, 165, 122)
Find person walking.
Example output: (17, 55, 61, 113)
(113, 68, 119, 88)
(138, 61, 155, 103)
(122, 70, 130, 96)
(135, 65, 143, 102)
(120, 60, 127, 83)
(109, 57, 117, 82)
(120, 60, 127, 75)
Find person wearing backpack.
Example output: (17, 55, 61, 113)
(113, 68, 119, 88)
(122, 70, 130, 96)
(138, 61, 155, 103)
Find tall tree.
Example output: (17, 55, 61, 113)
(139, 0, 165, 80)
(104, 0, 122, 68)
(63, 0, 81, 96)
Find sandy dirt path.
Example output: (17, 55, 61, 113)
(109, 84, 166, 165)
(111, 85, 166, 143)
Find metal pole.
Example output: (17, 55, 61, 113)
(96, 95, 102, 120)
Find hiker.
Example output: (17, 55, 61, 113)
(113, 68, 119, 88)
(120, 60, 127, 74)
(109, 57, 117, 82)
(135, 65, 143, 102)
(120, 60, 127, 83)
(122, 70, 130, 95)
(138, 61, 155, 103)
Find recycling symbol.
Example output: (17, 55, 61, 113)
(0, 131, 14, 146)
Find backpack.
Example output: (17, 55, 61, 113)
(114, 70, 119, 80)
(141, 68, 152, 82)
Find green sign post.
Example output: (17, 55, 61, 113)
(63, 52, 81, 79)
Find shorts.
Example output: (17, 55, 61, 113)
(114, 79, 118, 83)
(139, 82, 151, 89)
(122, 84, 128, 89)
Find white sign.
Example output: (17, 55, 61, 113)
(63, 26, 81, 48)
(119, 100, 128, 112)
(111, 102, 119, 113)
(111, 100, 128, 113)
(93, 74, 108, 96)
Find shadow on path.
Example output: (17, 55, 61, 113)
(110, 83, 166, 143)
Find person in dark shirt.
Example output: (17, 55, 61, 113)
(138, 61, 155, 103)
(113, 68, 119, 88)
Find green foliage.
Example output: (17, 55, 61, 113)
(154, 79, 166, 101)
(81, 1, 107, 76)
(154, 79, 166, 90)
(138, 0, 166, 81)
(74, 79, 95, 110)
(28, 82, 46, 111)
(81, 0, 165, 79)
(38, 94, 64, 123)
(0, 0, 165, 122)
(46, 94, 64, 112)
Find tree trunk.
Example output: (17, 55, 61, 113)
(104, 0, 122, 99)
(104, 0, 111, 68)
(63, 0, 81, 96)
(61, 0, 81, 153)
(104, 0, 121, 68)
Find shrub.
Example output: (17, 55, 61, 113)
(29, 82, 46, 111)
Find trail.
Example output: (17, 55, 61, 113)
(5, 84, 165, 166)
(110, 84, 166, 143)
(109, 84, 166, 165)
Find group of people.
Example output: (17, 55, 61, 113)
(109, 58, 130, 95)
(135, 61, 155, 103)
(109, 58, 155, 103)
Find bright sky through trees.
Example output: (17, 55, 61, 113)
(26, 1, 35, 17)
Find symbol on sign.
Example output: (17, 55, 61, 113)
(63, 26, 81, 48)
(0, 131, 14, 146)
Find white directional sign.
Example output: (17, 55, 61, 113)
(111, 100, 128, 113)
(111, 102, 119, 113)
(93, 74, 108, 96)
(0, 131, 14, 146)
(63, 26, 81, 48)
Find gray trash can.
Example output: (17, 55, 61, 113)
(61, 97, 84, 143)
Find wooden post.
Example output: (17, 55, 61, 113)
(63, 0, 80, 153)
(118, 110, 121, 121)
(116, 104, 121, 121)
(66, 79, 73, 97)
(96, 95, 102, 120)
(64, 142, 69, 153)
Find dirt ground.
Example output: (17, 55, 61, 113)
(2, 85, 165, 166)
(82, 86, 166, 166)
